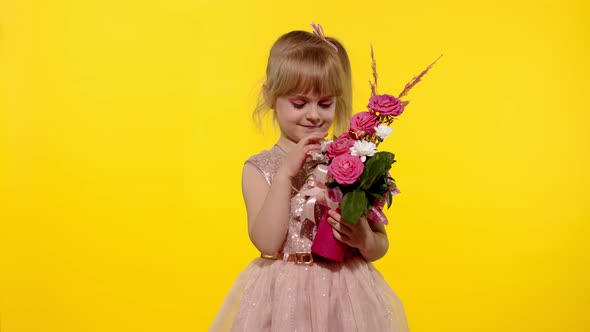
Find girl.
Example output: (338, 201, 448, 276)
(210, 25, 409, 332)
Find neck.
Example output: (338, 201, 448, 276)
(276, 135, 297, 154)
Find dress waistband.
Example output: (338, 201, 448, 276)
(260, 252, 330, 265)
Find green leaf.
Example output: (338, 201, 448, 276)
(370, 192, 386, 201)
(341, 190, 368, 225)
(386, 190, 393, 209)
(364, 201, 371, 216)
(359, 152, 395, 190)
(369, 175, 389, 195)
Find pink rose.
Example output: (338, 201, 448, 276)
(328, 154, 364, 185)
(367, 94, 404, 116)
(326, 133, 355, 160)
(349, 112, 379, 138)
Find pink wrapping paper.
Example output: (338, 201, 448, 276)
(311, 209, 349, 262)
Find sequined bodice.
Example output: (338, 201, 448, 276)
(245, 145, 324, 254)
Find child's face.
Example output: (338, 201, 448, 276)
(274, 93, 335, 144)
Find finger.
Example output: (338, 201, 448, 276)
(309, 130, 328, 138)
(332, 227, 350, 244)
(328, 210, 352, 230)
(299, 132, 328, 146)
(328, 216, 352, 236)
(358, 215, 374, 230)
(327, 209, 339, 219)
(351, 214, 366, 226)
(298, 135, 316, 146)
(290, 143, 320, 158)
(302, 146, 322, 160)
(303, 144, 322, 154)
(359, 215, 369, 226)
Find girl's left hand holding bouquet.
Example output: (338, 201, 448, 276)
(326, 208, 389, 261)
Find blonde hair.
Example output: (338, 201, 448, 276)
(253, 30, 353, 136)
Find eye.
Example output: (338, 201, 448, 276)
(291, 102, 306, 109)
(319, 99, 334, 109)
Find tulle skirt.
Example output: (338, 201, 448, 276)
(210, 256, 409, 332)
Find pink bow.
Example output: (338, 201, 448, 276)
(296, 165, 340, 224)
(310, 22, 338, 53)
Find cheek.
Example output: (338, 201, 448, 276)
(287, 111, 303, 124)
(323, 108, 336, 123)
(275, 106, 300, 125)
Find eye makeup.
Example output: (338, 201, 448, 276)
(288, 96, 334, 109)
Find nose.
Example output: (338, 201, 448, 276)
(306, 105, 321, 124)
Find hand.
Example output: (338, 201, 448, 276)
(276, 132, 327, 180)
(326, 209, 376, 251)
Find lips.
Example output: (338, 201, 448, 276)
(300, 124, 323, 129)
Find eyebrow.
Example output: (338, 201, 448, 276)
(289, 95, 334, 100)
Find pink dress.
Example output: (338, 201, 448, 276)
(210, 145, 409, 332)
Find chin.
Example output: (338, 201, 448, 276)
(300, 125, 323, 131)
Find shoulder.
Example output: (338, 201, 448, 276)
(244, 145, 285, 185)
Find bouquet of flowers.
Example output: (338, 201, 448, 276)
(309, 47, 442, 261)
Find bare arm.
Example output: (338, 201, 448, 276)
(242, 164, 292, 255)
(357, 218, 389, 262)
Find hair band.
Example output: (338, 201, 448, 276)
(310, 22, 339, 53)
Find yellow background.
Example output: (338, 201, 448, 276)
(1, 0, 588, 331)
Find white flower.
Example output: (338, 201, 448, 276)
(349, 140, 377, 162)
(374, 124, 393, 140)
(320, 139, 333, 153)
(311, 150, 325, 161)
